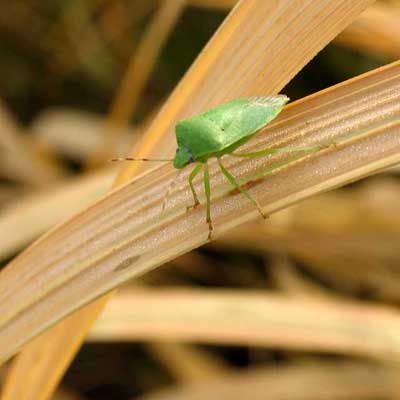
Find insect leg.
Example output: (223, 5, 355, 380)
(161, 168, 185, 212)
(232, 145, 326, 158)
(217, 157, 266, 219)
(187, 163, 203, 212)
(203, 162, 213, 240)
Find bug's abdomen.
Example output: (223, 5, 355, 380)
(175, 95, 290, 161)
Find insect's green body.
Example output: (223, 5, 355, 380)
(173, 95, 289, 168)
(113, 95, 325, 239)
(170, 95, 325, 239)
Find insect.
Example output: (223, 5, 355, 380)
(112, 95, 323, 239)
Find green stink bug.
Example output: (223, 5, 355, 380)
(113, 95, 323, 239)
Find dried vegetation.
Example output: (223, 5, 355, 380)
(0, 1, 400, 399)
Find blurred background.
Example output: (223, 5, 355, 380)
(1, 1, 400, 399)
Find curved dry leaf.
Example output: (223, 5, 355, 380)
(0, 169, 115, 260)
(0, 57, 398, 363)
(336, 3, 400, 59)
(192, 1, 400, 61)
(140, 361, 400, 400)
(219, 179, 400, 300)
(90, 288, 400, 359)
(0, 99, 62, 185)
(116, 0, 375, 182)
(87, 0, 186, 167)
(31, 109, 135, 161)
(148, 342, 231, 383)
(188, 0, 238, 9)
(0, 0, 378, 383)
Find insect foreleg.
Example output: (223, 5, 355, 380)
(217, 157, 266, 219)
(232, 145, 324, 158)
(187, 163, 203, 211)
(203, 162, 213, 240)
(162, 168, 185, 212)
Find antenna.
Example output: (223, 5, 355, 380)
(110, 157, 173, 162)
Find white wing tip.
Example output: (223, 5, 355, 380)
(249, 95, 289, 106)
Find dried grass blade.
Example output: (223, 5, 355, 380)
(336, 3, 400, 59)
(88, 288, 400, 359)
(140, 361, 400, 400)
(86, 0, 186, 167)
(192, 1, 400, 61)
(188, 0, 238, 9)
(0, 169, 115, 260)
(116, 0, 375, 182)
(0, 55, 397, 364)
(0, 1, 375, 397)
(0, 99, 61, 185)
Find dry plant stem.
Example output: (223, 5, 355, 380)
(53, 389, 87, 400)
(192, 1, 400, 61)
(336, 3, 400, 59)
(148, 342, 231, 383)
(270, 255, 335, 299)
(0, 183, 223, 387)
(0, 0, 375, 398)
(140, 362, 400, 400)
(188, 0, 237, 9)
(90, 288, 400, 359)
(0, 56, 398, 363)
(100, 1, 158, 48)
(116, 0, 374, 183)
(86, 0, 186, 168)
(0, 99, 61, 185)
(0, 296, 111, 400)
(46, 2, 115, 83)
(218, 179, 400, 301)
(2, 1, 185, 397)
(31, 109, 136, 161)
(0, 169, 115, 260)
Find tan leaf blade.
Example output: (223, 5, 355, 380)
(90, 288, 400, 359)
(0, 99, 62, 186)
(2, 1, 377, 398)
(116, 0, 375, 182)
(0, 54, 398, 363)
(0, 170, 115, 260)
(140, 361, 400, 400)
(86, 0, 186, 167)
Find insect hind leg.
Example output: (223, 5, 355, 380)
(217, 157, 267, 219)
(232, 144, 327, 158)
(203, 162, 213, 240)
